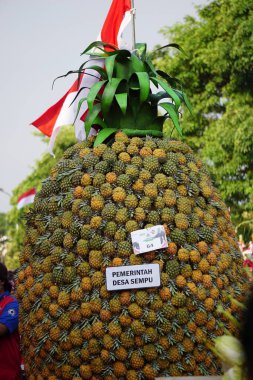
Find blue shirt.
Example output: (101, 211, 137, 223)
(0, 291, 19, 333)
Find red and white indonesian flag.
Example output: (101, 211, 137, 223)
(31, 0, 132, 155)
(17, 188, 36, 209)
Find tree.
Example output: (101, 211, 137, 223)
(5, 126, 76, 268)
(153, 0, 253, 234)
(0, 213, 7, 236)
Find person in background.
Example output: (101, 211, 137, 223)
(0, 262, 22, 380)
(238, 234, 246, 253)
(249, 233, 253, 255)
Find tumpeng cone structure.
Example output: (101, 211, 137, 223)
(17, 42, 249, 379)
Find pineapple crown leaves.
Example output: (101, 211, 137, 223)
(60, 40, 192, 146)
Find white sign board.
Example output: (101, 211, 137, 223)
(106, 264, 161, 291)
(131, 225, 168, 254)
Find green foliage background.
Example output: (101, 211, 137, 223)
(2, 0, 253, 268)
(5, 127, 76, 268)
(154, 0, 253, 230)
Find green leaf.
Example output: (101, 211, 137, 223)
(115, 49, 131, 62)
(69, 87, 90, 106)
(52, 69, 84, 89)
(135, 103, 156, 130)
(149, 91, 168, 104)
(130, 54, 145, 72)
(93, 128, 118, 147)
(173, 89, 193, 114)
(76, 57, 106, 84)
(155, 43, 186, 55)
(159, 102, 182, 136)
(172, 89, 185, 102)
(105, 54, 117, 82)
(85, 103, 101, 137)
(53, 56, 99, 88)
(105, 103, 127, 129)
(150, 116, 167, 131)
(151, 77, 181, 110)
(157, 70, 182, 88)
(133, 42, 147, 61)
(183, 92, 193, 114)
(87, 80, 107, 112)
(129, 76, 140, 90)
(83, 65, 108, 80)
(133, 72, 150, 103)
(78, 57, 104, 73)
(101, 78, 125, 116)
(115, 93, 128, 115)
(145, 57, 157, 78)
(114, 60, 133, 80)
(93, 115, 107, 129)
(135, 43, 147, 58)
(81, 41, 117, 56)
(74, 97, 87, 123)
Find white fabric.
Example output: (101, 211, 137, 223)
(47, 3, 132, 155)
(117, 10, 132, 49)
(48, 59, 104, 156)
(17, 194, 35, 209)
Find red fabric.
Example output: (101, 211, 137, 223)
(244, 259, 253, 268)
(0, 296, 22, 380)
(31, 74, 83, 137)
(31, 0, 131, 138)
(101, 0, 131, 48)
(17, 188, 36, 203)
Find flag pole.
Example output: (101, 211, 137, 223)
(131, 0, 136, 51)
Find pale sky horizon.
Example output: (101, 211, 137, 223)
(0, 0, 207, 213)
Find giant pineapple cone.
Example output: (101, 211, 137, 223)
(17, 42, 250, 379)
(17, 133, 249, 379)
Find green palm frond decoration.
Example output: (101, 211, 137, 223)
(60, 41, 192, 146)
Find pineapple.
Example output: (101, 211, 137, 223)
(17, 39, 250, 379)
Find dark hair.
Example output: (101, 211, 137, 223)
(0, 263, 12, 292)
(240, 287, 253, 380)
(7, 270, 16, 292)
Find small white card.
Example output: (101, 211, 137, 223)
(131, 225, 168, 255)
(106, 264, 161, 291)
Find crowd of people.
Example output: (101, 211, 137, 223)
(238, 235, 253, 271)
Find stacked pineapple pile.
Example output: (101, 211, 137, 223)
(17, 132, 249, 379)
(17, 42, 249, 379)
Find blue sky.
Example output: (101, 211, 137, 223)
(0, 0, 207, 212)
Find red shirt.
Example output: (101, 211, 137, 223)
(0, 293, 22, 380)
